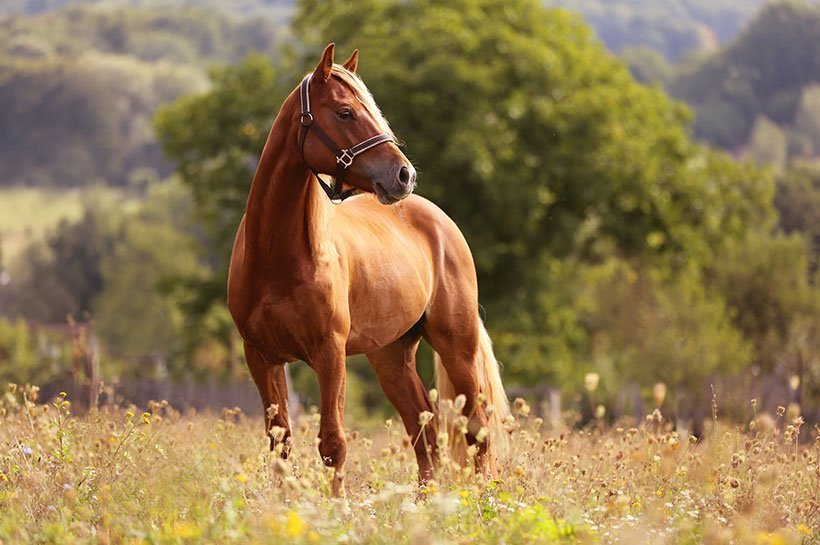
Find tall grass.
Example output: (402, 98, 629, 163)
(0, 384, 816, 544)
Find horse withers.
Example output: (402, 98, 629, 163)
(227, 43, 509, 497)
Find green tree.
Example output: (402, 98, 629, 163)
(155, 0, 776, 387)
(774, 163, 820, 266)
(93, 182, 205, 375)
(292, 0, 772, 378)
(9, 203, 115, 323)
(154, 54, 287, 337)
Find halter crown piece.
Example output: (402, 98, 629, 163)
(298, 73, 395, 203)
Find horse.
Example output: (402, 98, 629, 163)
(227, 43, 509, 497)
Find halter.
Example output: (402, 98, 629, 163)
(298, 73, 394, 203)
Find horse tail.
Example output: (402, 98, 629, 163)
(434, 322, 510, 468)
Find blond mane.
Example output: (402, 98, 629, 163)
(327, 65, 396, 141)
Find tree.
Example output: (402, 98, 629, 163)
(154, 55, 287, 340)
(155, 0, 777, 386)
(292, 0, 773, 375)
(93, 182, 205, 375)
(9, 203, 115, 324)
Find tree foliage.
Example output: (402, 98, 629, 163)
(149, 0, 782, 400)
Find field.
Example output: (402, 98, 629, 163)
(0, 187, 129, 263)
(0, 385, 816, 544)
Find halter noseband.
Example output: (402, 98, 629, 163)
(298, 73, 394, 203)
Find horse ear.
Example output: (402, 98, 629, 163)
(342, 49, 358, 73)
(313, 43, 335, 84)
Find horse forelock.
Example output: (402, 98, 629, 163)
(322, 65, 395, 141)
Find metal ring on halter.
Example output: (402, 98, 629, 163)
(300, 112, 313, 126)
(336, 150, 355, 168)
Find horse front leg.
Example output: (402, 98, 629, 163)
(245, 342, 291, 457)
(313, 344, 348, 498)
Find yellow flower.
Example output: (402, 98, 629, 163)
(798, 524, 812, 537)
(171, 521, 200, 539)
(234, 472, 248, 484)
(286, 511, 306, 538)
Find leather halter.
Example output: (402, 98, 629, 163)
(298, 73, 394, 203)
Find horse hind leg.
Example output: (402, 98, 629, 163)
(422, 309, 510, 476)
(366, 331, 437, 483)
(245, 342, 292, 457)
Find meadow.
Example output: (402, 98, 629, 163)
(0, 384, 816, 544)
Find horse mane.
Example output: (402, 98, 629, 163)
(324, 65, 396, 141)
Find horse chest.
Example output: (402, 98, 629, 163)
(240, 279, 342, 363)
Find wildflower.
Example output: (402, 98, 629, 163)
(584, 373, 600, 393)
(789, 375, 800, 391)
(142, 412, 151, 425)
(454, 415, 468, 435)
(595, 405, 606, 419)
(234, 472, 248, 484)
(787, 403, 801, 422)
(476, 392, 486, 405)
(384, 418, 392, 429)
(513, 398, 531, 417)
(453, 394, 466, 413)
(428, 389, 438, 403)
(475, 427, 488, 443)
(21, 446, 33, 456)
(267, 404, 279, 419)
(270, 426, 286, 442)
(418, 411, 434, 426)
(776, 406, 786, 416)
(286, 511, 307, 538)
(436, 432, 449, 449)
(466, 445, 478, 458)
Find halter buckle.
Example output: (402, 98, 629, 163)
(336, 149, 355, 169)
(300, 112, 314, 126)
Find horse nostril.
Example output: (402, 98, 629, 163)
(398, 166, 411, 185)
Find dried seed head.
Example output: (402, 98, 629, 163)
(273, 458, 290, 476)
(270, 426, 286, 442)
(418, 411, 434, 426)
(652, 382, 667, 408)
(475, 427, 488, 443)
(453, 394, 467, 413)
(266, 404, 279, 420)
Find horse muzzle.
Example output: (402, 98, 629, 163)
(373, 164, 416, 204)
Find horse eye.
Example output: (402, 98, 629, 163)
(337, 108, 353, 120)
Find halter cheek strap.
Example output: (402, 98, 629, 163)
(298, 74, 394, 203)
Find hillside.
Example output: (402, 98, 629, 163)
(668, 0, 820, 164)
(0, 5, 286, 188)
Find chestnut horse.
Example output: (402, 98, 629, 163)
(227, 44, 509, 497)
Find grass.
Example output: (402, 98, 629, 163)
(0, 384, 817, 544)
(0, 187, 127, 263)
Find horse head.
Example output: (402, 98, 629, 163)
(298, 43, 416, 204)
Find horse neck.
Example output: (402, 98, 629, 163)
(244, 96, 329, 268)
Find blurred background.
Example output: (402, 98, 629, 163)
(0, 0, 817, 432)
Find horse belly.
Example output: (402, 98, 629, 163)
(345, 252, 431, 354)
